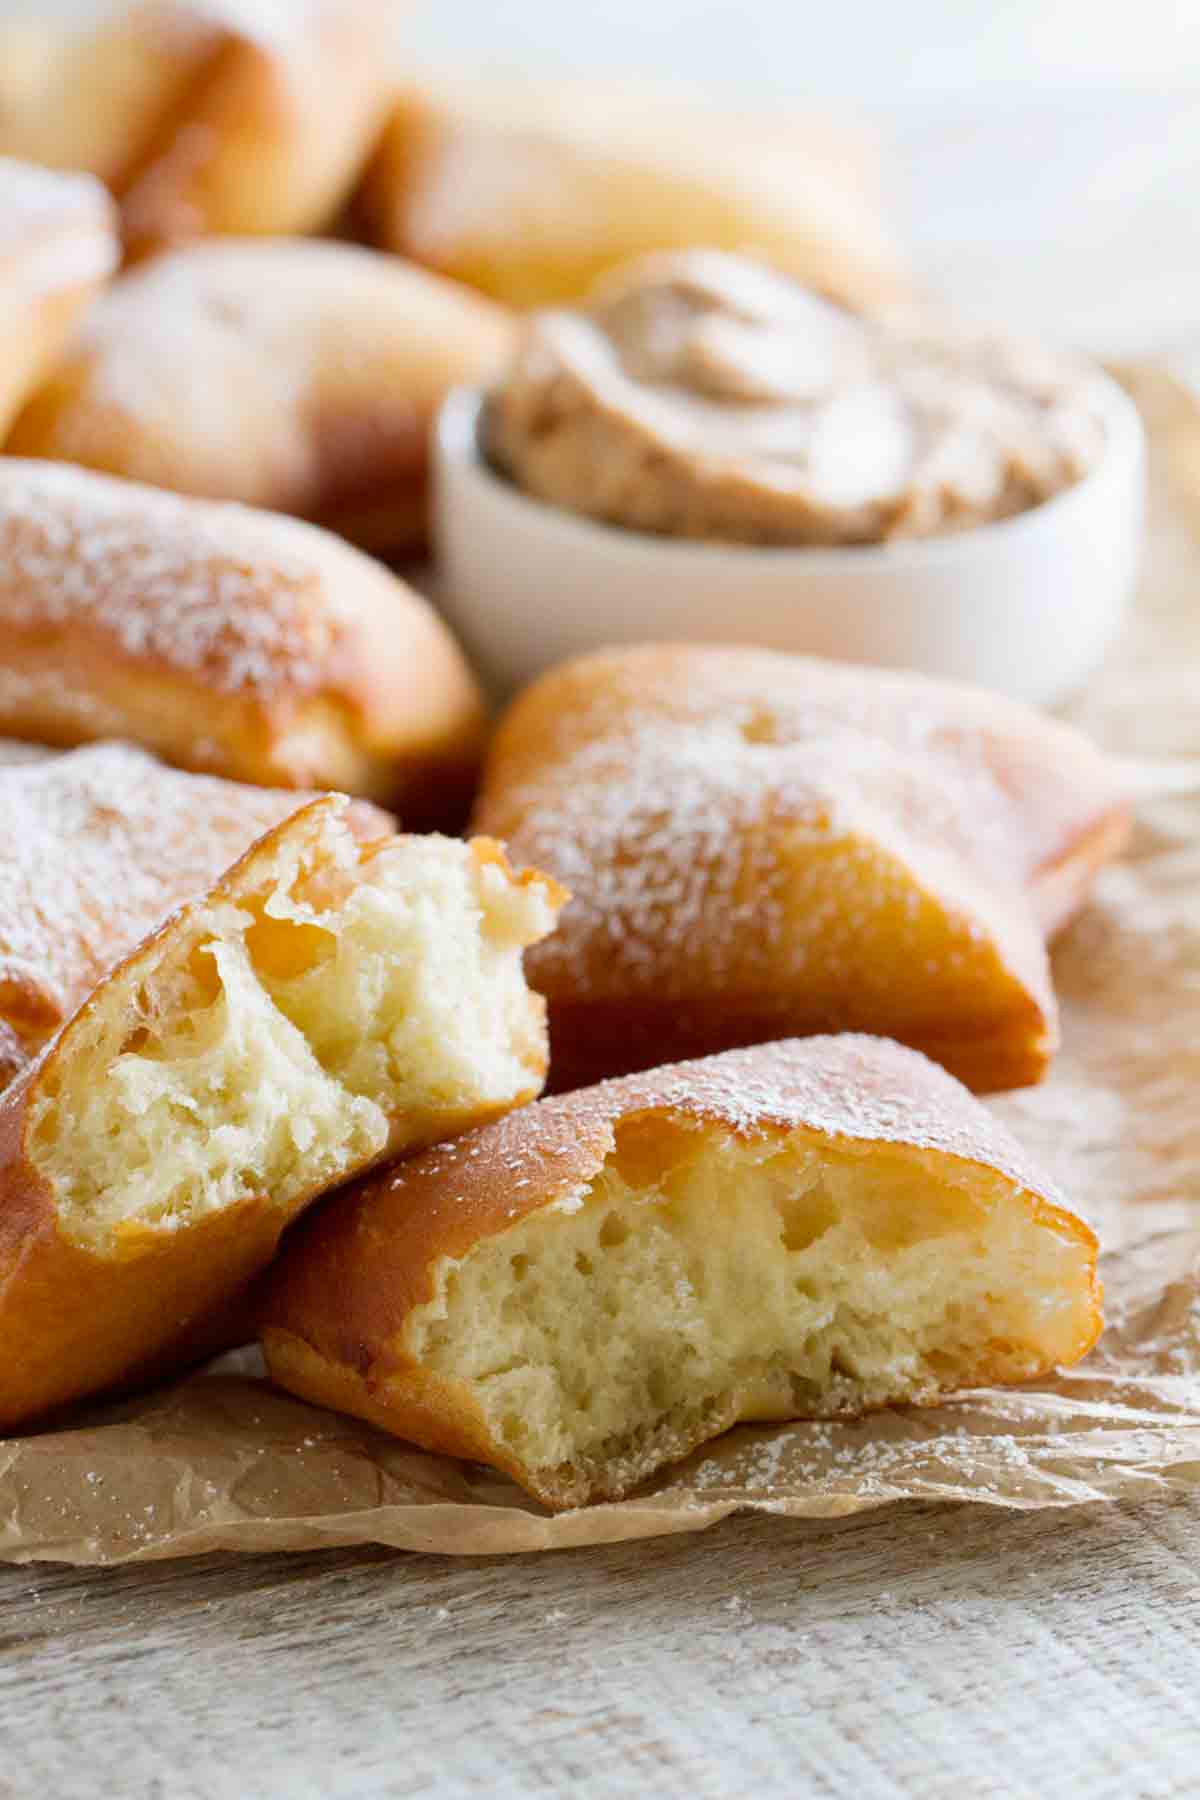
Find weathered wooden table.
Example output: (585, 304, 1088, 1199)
(4, 1494, 1198, 1797)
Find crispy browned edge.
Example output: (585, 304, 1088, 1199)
(471, 645, 1131, 1094)
(0, 799, 559, 1429)
(0, 462, 488, 825)
(277, 269, 511, 554)
(539, 995, 1056, 1099)
(260, 1035, 1103, 1510)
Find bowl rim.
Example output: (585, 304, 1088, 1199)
(436, 369, 1145, 573)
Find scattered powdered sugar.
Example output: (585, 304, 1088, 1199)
(479, 645, 1112, 1005)
(365, 1032, 1072, 1234)
(677, 1408, 1125, 1512)
(0, 460, 364, 697)
(0, 743, 307, 1064)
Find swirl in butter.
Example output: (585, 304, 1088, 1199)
(485, 251, 1107, 545)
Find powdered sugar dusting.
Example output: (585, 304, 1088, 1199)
(0, 461, 362, 697)
(365, 1033, 1073, 1229)
(15, 236, 509, 524)
(478, 645, 1113, 1004)
(0, 743, 309, 1064)
(615, 1036, 1072, 1208)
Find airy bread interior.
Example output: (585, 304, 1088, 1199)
(32, 812, 555, 1248)
(408, 1122, 1093, 1506)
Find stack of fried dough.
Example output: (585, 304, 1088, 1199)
(0, 3, 909, 553)
(0, 2, 1130, 1510)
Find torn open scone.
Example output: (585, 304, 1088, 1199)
(0, 741, 393, 1091)
(0, 797, 563, 1428)
(260, 1036, 1101, 1510)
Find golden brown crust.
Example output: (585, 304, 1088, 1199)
(262, 1331, 512, 1479)
(10, 239, 513, 555)
(0, 1129, 291, 1428)
(0, 460, 486, 823)
(0, 743, 392, 1087)
(0, 799, 560, 1428)
(472, 645, 1131, 1092)
(260, 1035, 1103, 1506)
(354, 78, 909, 313)
(527, 995, 1055, 1101)
(0, 158, 119, 440)
(0, 800, 339, 1426)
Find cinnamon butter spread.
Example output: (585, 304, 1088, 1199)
(485, 251, 1107, 545)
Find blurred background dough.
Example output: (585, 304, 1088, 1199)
(0, 158, 118, 439)
(0, 1, 399, 259)
(354, 77, 908, 312)
(0, 460, 487, 822)
(8, 238, 514, 554)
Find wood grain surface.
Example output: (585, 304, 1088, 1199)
(3, 1494, 1199, 1798)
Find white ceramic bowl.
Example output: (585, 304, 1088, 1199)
(433, 377, 1144, 704)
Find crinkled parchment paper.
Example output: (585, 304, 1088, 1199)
(3, 369, 1200, 1563)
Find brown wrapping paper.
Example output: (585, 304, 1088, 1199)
(3, 368, 1200, 1563)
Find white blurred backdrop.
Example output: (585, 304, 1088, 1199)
(406, 0, 1200, 97)
(15, 0, 1200, 353)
